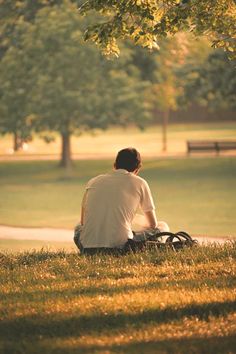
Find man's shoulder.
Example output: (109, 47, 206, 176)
(86, 174, 107, 188)
(130, 173, 147, 183)
(128, 173, 149, 187)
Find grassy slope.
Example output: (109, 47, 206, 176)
(0, 244, 235, 353)
(0, 157, 236, 236)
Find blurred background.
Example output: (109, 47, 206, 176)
(0, 0, 235, 251)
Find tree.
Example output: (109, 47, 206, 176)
(149, 34, 189, 151)
(5, 1, 150, 167)
(0, 0, 65, 60)
(79, 0, 236, 58)
(0, 41, 34, 151)
(181, 49, 236, 112)
(131, 33, 211, 151)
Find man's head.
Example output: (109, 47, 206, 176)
(114, 148, 142, 173)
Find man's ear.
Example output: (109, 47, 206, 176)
(113, 162, 116, 170)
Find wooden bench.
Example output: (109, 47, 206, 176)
(187, 140, 236, 154)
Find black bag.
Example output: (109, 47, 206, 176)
(147, 230, 198, 250)
(125, 230, 198, 253)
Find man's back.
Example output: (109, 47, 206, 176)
(80, 169, 155, 248)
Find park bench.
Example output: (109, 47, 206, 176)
(187, 140, 236, 155)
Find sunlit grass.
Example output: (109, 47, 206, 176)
(0, 243, 235, 353)
(1, 122, 236, 157)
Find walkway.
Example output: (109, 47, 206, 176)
(0, 225, 232, 244)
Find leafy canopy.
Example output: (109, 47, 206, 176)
(79, 0, 236, 58)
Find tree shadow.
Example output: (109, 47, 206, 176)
(2, 274, 235, 303)
(67, 334, 236, 354)
(0, 300, 235, 341)
(55, 335, 236, 354)
(2, 334, 236, 354)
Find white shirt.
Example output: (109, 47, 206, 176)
(80, 169, 155, 248)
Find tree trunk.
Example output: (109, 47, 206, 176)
(60, 132, 72, 168)
(13, 132, 21, 152)
(162, 110, 169, 152)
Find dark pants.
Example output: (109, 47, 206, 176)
(74, 225, 161, 255)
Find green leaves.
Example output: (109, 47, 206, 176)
(181, 49, 236, 111)
(79, 0, 236, 59)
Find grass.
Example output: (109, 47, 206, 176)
(0, 157, 236, 236)
(0, 243, 235, 353)
(1, 122, 236, 157)
(1, 125, 235, 353)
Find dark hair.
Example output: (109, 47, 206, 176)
(115, 148, 142, 172)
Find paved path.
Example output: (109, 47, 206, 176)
(0, 225, 73, 242)
(0, 225, 233, 244)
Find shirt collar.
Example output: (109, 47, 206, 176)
(113, 169, 130, 175)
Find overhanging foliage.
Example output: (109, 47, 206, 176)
(79, 0, 236, 58)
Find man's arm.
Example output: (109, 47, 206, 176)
(144, 210, 158, 229)
(140, 179, 157, 229)
(80, 190, 88, 226)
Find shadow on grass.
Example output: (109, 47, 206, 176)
(0, 300, 235, 340)
(47, 335, 236, 354)
(58, 335, 236, 354)
(1, 274, 235, 304)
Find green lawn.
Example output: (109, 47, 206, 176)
(0, 244, 235, 353)
(0, 157, 236, 237)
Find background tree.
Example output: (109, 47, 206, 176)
(9, 1, 150, 168)
(131, 33, 212, 151)
(0, 40, 34, 151)
(0, 0, 64, 60)
(181, 50, 236, 112)
(148, 34, 187, 152)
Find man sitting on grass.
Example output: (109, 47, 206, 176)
(74, 147, 169, 254)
